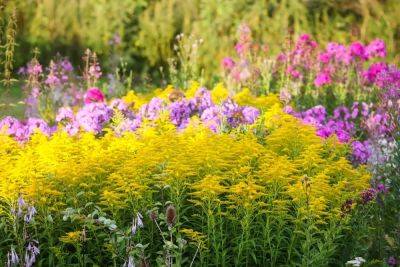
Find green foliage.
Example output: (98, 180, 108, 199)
(0, 3, 17, 89)
(1, 0, 400, 82)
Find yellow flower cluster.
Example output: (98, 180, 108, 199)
(123, 82, 281, 111)
(0, 104, 369, 221)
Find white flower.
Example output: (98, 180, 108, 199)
(346, 257, 366, 266)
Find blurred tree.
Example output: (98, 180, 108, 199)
(1, 0, 399, 84)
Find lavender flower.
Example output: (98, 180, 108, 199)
(189, 88, 213, 114)
(326, 42, 351, 64)
(242, 106, 259, 124)
(388, 256, 397, 267)
(6, 248, 19, 267)
(118, 117, 142, 133)
(45, 73, 60, 87)
(88, 63, 102, 80)
(124, 255, 135, 267)
(136, 212, 144, 228)
(131, 212, 144, 236)
(169, 99, 192, 129)
(376, 183, 389, 194)
(56, 107, 75, 122)
(26, 118, 52, 137)
(76, 103, 113, 133)
(26, 62, 43, 76)
(24, 206, 37, 223)
(24, 241, 40, 267)
(352, 141, 371, 164)
(201, 106, 222, 132)
(139, 98, 164, 120)
(17, 196, 26, 218)
(221, 99, 244, 128)
(60, 59, 73, 72)
(0, 117, 23, 137)
(64, 121, 80, 136)
(109, 99, 135, 119)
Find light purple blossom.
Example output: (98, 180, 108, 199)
(76, 103, 113, 133)
(60, 59, 74, 72)
(65, 121, 80, 136)
(376, 183, 388, 194)
(88, 64, 102, 79)
(139, 97, 164, 120)
(221, 99, 244, 128)
(131, 212, 144, 236)
(201, 106, 222, 132)
(109, 99, 135, 119)
(24, 241, 40, 267)
(169, 99, 192, 129)
(24, 206, 37, 223)
(7, 247, 19, 267)
(242, 106, 259, 124)
(26, 62, 43, 76)
(45, 73, 61, 87)
(56, 107, 75, 122)
(124, 256, 135, 267)
(352, 141, 371, 164)
(189, 88, 213, 114)
(388, 256, 397, 266)
(0, 116, 23, 136)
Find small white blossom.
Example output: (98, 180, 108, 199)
(346, 257, 366, 266)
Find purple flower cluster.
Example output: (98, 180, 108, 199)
(45, 58, 74, 87)
(374, 66, 400, 125)
(0, 88, 261, 141)
(362, 62, 388, 84)
(291, 103, 370, 141)
(351, 141, 371, 164)
(189, 87, 213, 114)
(279, 34, 318, 80)
(109, 99, 135, 119)
(221, 24, 267, 85)
(169, 99, 192, 129)
(222, 26, 390, 91)
(388, 256, 397, 267)
(7, 197, 40, 267)
(19, 60, 43, 76)
(287, 102, 374, 164)
(139, 98, 165, 121)
(19, 57, 84, 119)
(283, 36, 387, 87)
(0, 116, 54, 142)
(25, 241, 40, 267)
(76, 103, 114, 133)
(201, 106, 223, 132)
